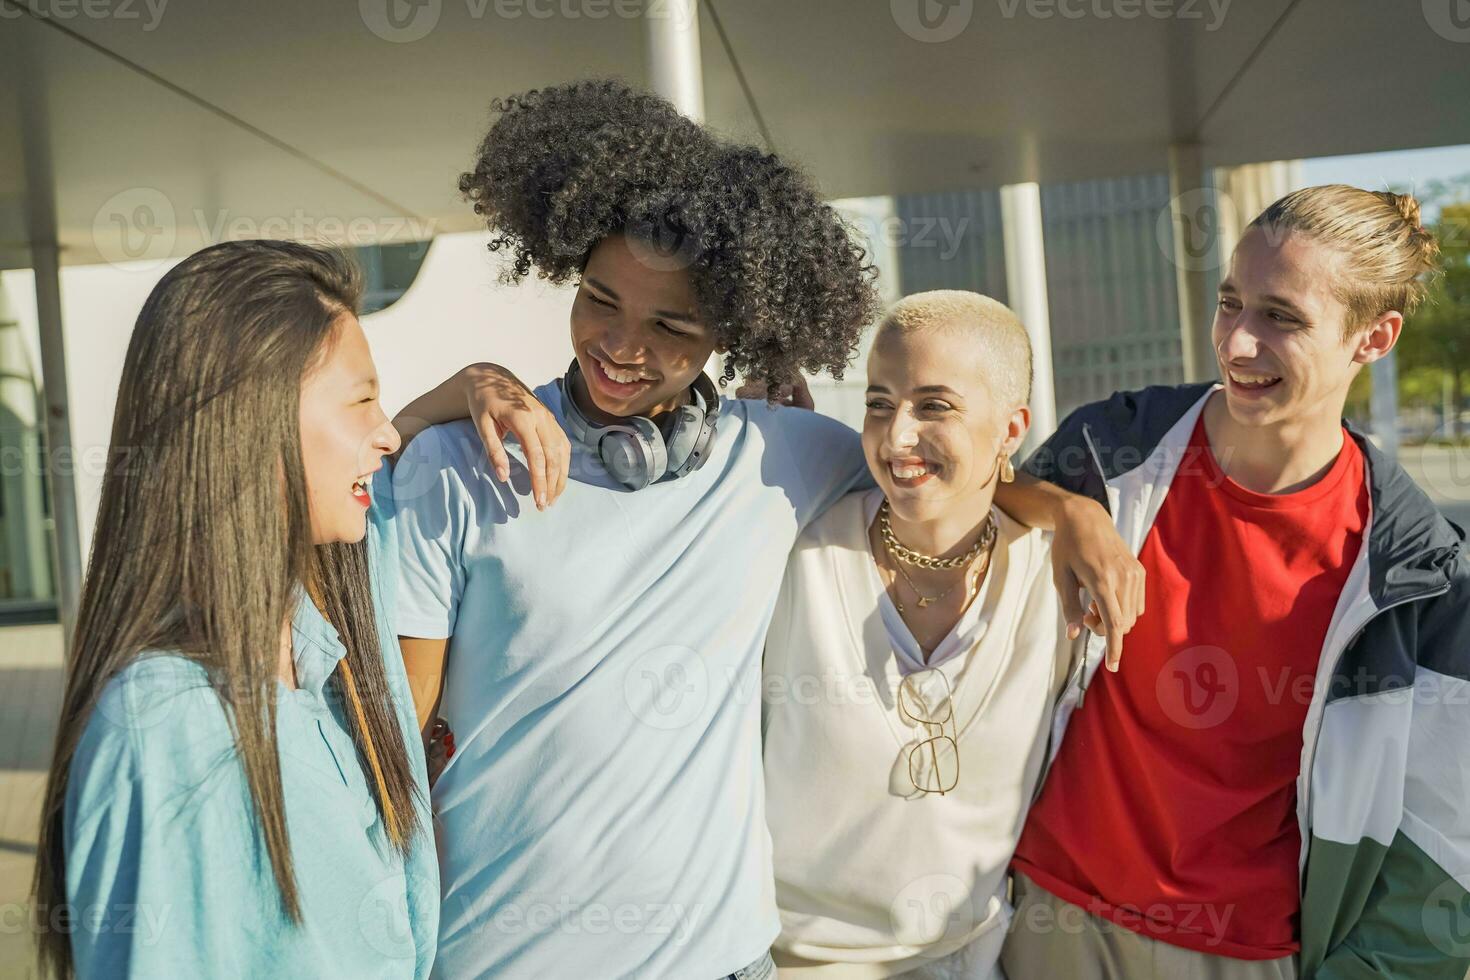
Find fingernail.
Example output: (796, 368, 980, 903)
(1108, 660, 1119, 673)
(447, 747, 454, 759)
(1067, 624, 1081, 640)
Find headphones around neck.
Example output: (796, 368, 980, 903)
(558, 358, 721, 491)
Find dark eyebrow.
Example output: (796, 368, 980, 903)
(865, 384, 891, 394)
(584, 277, 619, 301)
(585, 278, 699, 326)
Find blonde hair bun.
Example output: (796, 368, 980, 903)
(1251, 184, 1442, 329)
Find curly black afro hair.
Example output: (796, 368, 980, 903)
(457, 78, 880, 392)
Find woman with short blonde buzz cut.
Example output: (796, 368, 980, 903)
(763, 290, 1080, 979)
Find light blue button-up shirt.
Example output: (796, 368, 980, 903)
(64, 466, 438, 978)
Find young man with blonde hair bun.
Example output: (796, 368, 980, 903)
(1001, 185, 1470, 980)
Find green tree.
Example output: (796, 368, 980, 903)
(1398, 200, 1470, 439)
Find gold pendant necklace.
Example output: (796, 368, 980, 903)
(884, 537, 992, 613)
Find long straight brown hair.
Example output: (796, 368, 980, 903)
(32, 240, 424, 979)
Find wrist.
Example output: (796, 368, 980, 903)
(1058, 491, 1107, 530)
(458, 361, 500, 394)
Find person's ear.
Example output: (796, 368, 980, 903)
(1002, 404, 1031, 459)
(1353, 311, 1402, 365)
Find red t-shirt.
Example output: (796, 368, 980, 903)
(1012, 413, 1369, 960)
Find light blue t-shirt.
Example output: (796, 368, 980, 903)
(392, 380, 870, 979)
(64, 466, 439, 979)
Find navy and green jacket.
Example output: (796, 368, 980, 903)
(1024, 382, 1470, 979)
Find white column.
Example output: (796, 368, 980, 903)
(21, 49, 83, 644)
(28, 250, 81, 639)
(644, 0, 704, 123)
(1371, 351, 1400, 463)
(1167, 143, 1217, 383)
(818, 196, 902, 427)
(645, 0, 724, 383)
(1000, 182, 1058, 442)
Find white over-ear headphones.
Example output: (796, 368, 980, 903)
(558, 359, 720, 491)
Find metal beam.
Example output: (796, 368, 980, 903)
(19, 63, 83, 646)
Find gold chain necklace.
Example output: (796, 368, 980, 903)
(879, 500, 997, 569)
(878, 503, 998, 612)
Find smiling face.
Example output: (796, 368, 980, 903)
(862, 324, 1030, 524)
(298, 313, 401, 545)
(568, 234, 721, 423)
(1213, 226, 1395, 431)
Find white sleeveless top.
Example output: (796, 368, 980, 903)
(762, 488, 1078, 978)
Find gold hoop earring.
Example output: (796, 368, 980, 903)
(1000, 455, 1015, 483)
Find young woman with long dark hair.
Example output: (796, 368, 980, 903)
(32, 240, 439, 979)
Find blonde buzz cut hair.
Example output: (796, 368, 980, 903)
(875, 289, 1033, 407)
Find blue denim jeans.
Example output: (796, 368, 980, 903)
(725, 950, 776, 980)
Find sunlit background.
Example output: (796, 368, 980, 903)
(3, 1, 1470, 974)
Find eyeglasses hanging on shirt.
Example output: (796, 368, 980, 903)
(897, 667, 960, 796)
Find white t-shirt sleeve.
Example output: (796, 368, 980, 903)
(391, 424, 470, 640)
(751, 402, 875, 532)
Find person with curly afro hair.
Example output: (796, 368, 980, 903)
(387, 78, 888, 980)
(457, 77, 880, 398)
